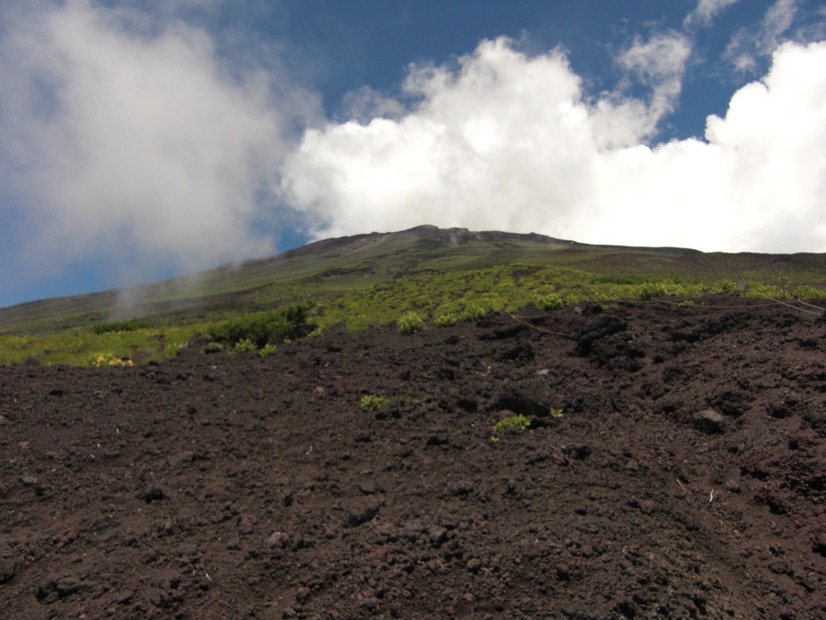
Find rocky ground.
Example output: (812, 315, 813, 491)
(1, 295, 825, 619)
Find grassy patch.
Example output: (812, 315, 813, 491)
(0, 325, 197, 366)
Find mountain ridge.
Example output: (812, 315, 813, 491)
(1, 225, 825, 336)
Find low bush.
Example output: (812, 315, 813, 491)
(208, 304, 315, 349)
(397, 311, 425, 334)
(459, 303, 486, 322)
(492, 414, 531, 434)
(630, 280, 687, 301)
(743, 282, 788, 300)
(233, 338, 257, 353)
(90, 319, 149, 334)
(345, 316, 376, 334)
(202, 342, 224, 354)
(361, 394, 388, 411)
(433, 312, 459, 327)
(793, 285, 826, 300)
(536, 293, 565, 311)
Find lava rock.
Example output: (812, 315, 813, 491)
(693, 409, 726, 434)
(141, 487, 167, 503)
(344, 501, 382, 527)
(0, 558, 16, 584)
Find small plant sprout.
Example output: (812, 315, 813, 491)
(549, 407, 564, 418)
(258, 343, 278, 357)
(360, 394, 388, 411)
(491, 414, 531, 441)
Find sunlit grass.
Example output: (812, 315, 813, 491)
(0, 325, 201, 366)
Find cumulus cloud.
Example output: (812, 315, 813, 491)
(594, 40, 826, 252)
(283, 39, 598, 240)
(283, 37, 826, 253)
(0, 0, 315, 287)
(706, 41, 826, 250)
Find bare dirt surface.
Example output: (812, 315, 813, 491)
(2, 296, 826, 619)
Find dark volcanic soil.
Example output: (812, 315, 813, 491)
(2, 296, 826, 619)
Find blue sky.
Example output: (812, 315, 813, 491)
(1, 0, 825, 309)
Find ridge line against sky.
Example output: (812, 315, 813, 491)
(1, 0, 825, 309)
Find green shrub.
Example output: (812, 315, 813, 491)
(536, 293, 565, 311)
(397, 311, 425, 334)
(433, 312, 459, 327)
(793, 285, 824, 300)
(258, 343, 278, 357)
(492, 414, 531, 434)
(90, 319, 149, 334)
(631, 280, 686, 301)
(202, 342, 224, 354)
(233, 338, 257, 353)
(632, 281, 669, 301)
(743, 282, 788, 300)
(208, 304, 315, 349)
(361, 394, 388, 411)
(711, 279, 738, 293)
(345, 316, 376, 333)
(459, 304, 486, 322)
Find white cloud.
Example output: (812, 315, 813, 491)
(283, 38, 826, 253)
(764, 0, 798, 38)
(339, 86, 407, 123)
(283, 39, 600, 240)
(0, 0, 316, 286)
(706, 41, 826, 251)
(724, 0, 797, 72)
(616, 32, 692, 133)
(685, 0, 740, 28)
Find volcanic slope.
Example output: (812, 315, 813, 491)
(1, 296, 825, 618)
(4, 224, 826, 336)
